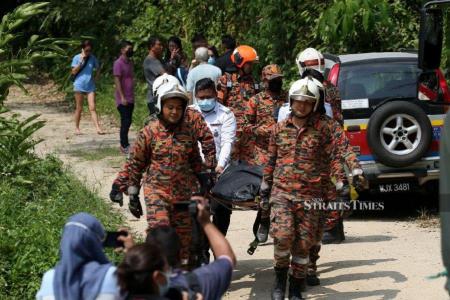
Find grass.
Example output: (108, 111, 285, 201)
(68, 146, 121, 161)
(0, 155, 124, 299)
(415, 207, 440, 228)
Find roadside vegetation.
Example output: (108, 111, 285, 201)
(0, 4, 123, 298)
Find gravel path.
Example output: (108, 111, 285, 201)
(6, 83, 448, 299)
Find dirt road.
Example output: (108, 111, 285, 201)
(6, 84, 448, 299)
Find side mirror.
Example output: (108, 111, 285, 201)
(417, 71, 444, 102)
(418, 7, 443, 70)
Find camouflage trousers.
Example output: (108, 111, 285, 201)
(146, 198, 192, 267)
(308, 208, 328, 275)
(270, 197, 321, 279)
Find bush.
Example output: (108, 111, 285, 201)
(0, 155, 124, 299)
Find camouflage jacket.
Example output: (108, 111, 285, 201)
(127, 115, 203, 204)
(217, 72, 260, 125)
(242, 90, 287, 151)
(264, 113, 349, 201)
(113, 107, 215, 193)
(324, 81, 343, 125)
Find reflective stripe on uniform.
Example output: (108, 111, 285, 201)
(292, 255, 309, 265)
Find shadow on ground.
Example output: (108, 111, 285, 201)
(229, 258, 404, 299)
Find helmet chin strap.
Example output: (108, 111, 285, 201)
(291, 110, 313, 119)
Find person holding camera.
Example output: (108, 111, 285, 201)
(120, 196, 235, 300)
(36, 212, 133, 300)
(71, 40, 104, 135)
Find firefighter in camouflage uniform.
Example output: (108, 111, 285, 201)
(109, 74, 216, 208)
(111, 81, 210, 267)
(294, 48, 365, 287)
(263, 77, 351, 300)
(241, 64, 287, 243)
(217, 45, 260, 162)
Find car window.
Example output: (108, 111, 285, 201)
(338, 61, 420, 100)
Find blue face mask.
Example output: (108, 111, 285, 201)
(208, 57, 216, 65)
(197, 98, 216, 112)
(158, 270, 171, 296)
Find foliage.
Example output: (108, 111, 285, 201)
(0, 155, 124, 299)
(6, 1, 441, 83)
(0, 2, 76, 105)
(318, 0, 422, 53)
(0, 108, 45, 183)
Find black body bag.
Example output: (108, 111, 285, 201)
(211, 162, 263, 203)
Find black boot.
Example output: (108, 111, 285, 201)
(306, 273, 320, 286)
(307, 245, 321, 286)
(271, 267, 288, 300)
(288, 275, 305, 300)
(322, 218, 345, 244)
(257, 217, 270, 243)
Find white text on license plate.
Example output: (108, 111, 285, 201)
(379, 183, 410, 193)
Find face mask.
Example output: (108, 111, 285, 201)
(208, 57, 216, 65)
(197, 98, 216, 112)
(268, 79, 283, 93)
(158, 270, 171, 296)
(125, 49, 134, 58)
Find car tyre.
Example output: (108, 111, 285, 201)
(367, 101, 432, 167)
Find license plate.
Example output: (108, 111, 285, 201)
(378, 182, 411, 193)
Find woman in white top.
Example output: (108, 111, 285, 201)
(36, 213, 123, 300)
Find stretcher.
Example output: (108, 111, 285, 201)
(209, 162, 264, 255)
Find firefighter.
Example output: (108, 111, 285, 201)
(109, 74, 216, 217)
(115, 82, 206, 267)
(241, 64, 287, 243)
(293, 48, 365, 287)
(263, 77, 349, 300)
(217, 45, 260, 162)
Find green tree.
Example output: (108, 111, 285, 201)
(0, 2, 74, 105)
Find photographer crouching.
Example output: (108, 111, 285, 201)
(118, 196, 236, 300)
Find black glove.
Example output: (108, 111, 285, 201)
(109, 183, 123, 207)
(197, 171, 215, 195)
(336, 185, 351, 204)
(129, 194, 143, 218)
(353, 173, 367, 192)
(259, 180, 270, 210)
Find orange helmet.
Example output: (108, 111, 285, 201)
(261, 64, 283, 81)
(231, 45, 258, 68)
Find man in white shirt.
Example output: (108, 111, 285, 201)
(190, 78, 236, 249)
(191, 78, 236, 174)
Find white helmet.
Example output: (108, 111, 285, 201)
(156, 82, 189, 113)
(153, 74, 180, 98)
(295, 48, 325, 77)
(289, 77, 323, 112)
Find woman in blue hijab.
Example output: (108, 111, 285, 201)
(36, 213, 122, 300)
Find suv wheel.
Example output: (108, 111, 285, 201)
(367, 101, 432, 167)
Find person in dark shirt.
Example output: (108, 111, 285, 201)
(191, 33, 208, 53)
(165, 36, 189, 87)
(146, 196, 236, 300)
(143, 37, 166, 115)
(190, 33, 209, 70)
(215, 35, 237, 74)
